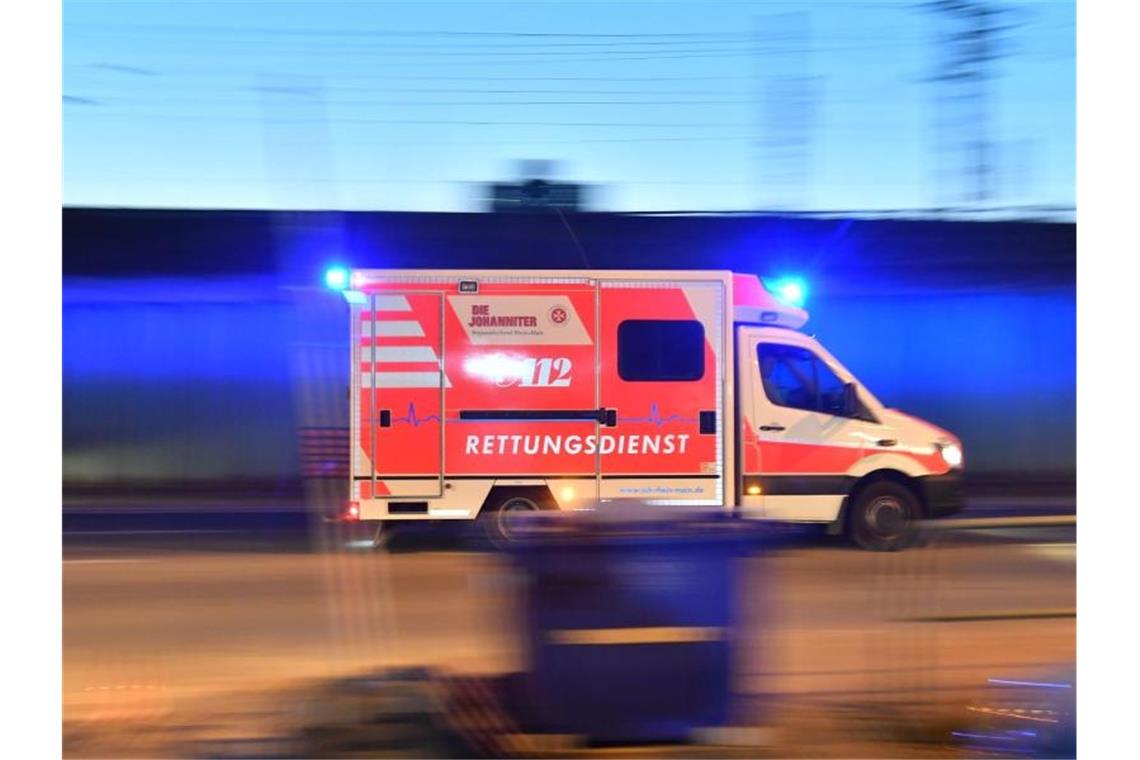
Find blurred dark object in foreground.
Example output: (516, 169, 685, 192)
(506, 508, 783, 744)
(255, 667, 767, 759)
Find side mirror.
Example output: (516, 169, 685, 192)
(843, 382, 859, 418)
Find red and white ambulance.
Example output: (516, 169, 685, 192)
(343, 269, 963, 550)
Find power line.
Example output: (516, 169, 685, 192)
(62, 124, 932, 148)
(62, 82, 931, 104)
(78, 97, 761, 107)
(85, 176, 760, 187)
(66, 30, 757, 49)
(64, 23, 750, 40)
(66, 40, 942, 61)
(88, 85, 751, 96)
(66, 112, 754, 127)
(68, 67, 759, 83)
(65, 32, 937, 54)
(69, 47, 793, 65)
(62, 7, 948, 42)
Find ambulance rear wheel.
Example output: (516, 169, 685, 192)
(481, 494, 541, 548)
(849, 481, 919, 552)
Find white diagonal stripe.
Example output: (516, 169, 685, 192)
(364, 346, 439, 363)
(363, 320, 425, 338)
(372, 295, 411, 311)
(362, 371, 446, 388)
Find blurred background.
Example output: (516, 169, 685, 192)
(63, 210, 1075, 498)
(63, 0, 1074, 499)
(62, 1, 1075, 757)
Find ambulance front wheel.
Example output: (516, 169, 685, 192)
(848, 481, 920, 552)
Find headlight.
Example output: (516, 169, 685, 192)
(938, 442, 964, 469)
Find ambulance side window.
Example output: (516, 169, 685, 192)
(618, 320, 705, 382)
(760, 345, 816, 411)
(758, 343, 850, 417)
(816, 359, 848, 415)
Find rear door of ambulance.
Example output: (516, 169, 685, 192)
(354, 288, 447, 504)
(597, 277, 726, 505)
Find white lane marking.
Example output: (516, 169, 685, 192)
(64, 558, 156, 564)
(65, 529, 249, 536)
(1019, 542, 1076, 563)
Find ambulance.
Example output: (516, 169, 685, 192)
(338, 269, 964, 550)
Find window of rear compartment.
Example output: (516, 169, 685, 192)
(617, 319, 705, 382)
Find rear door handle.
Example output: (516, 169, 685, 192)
(759, 424, 786, 432)
(876, 439, 897, 447)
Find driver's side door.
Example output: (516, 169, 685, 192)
(742, 335, 876, 522)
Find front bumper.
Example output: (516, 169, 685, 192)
(921, 472, 965, 518)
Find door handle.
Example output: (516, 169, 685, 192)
(876, 438, 897, 447)
(759, 424, 786, 432)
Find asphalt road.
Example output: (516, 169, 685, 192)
(64, 523, 1075, 740)
(62, 493, 1075, 756)
(61, 493, 1075, 554)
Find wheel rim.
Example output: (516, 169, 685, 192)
(864, 495, 908, 539)
(496, 497, 539, 540)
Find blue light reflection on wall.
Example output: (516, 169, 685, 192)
(809, 286, 1076, 474)
(63, 282, 301, 484)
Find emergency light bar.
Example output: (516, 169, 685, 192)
(765, 276, 808, 308)
(339, 269, 809, 329)
(324, 266, 350, 290)
(732, 273, 809, 329)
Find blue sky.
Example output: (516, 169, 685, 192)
(63, 0, 1074, 212)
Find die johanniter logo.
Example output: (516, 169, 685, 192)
(468, 303, 538, 327)
(549, 305, 568, 325)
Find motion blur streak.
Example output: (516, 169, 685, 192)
(62, 1, 1074, 756)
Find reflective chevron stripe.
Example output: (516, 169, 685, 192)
(363, 346, 440, 364)
(362, 371, 451, 389)
(363, 320, 424, 338)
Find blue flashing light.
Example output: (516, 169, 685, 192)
(324, 266, 350, 290)
(765, 276, 808, 308)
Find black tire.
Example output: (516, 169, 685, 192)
(848, 480, 920, 552)
(479, 493, 542, 549)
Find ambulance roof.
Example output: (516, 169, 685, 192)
(732, 273, 809, 329)
(342, 268, 808, 330)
